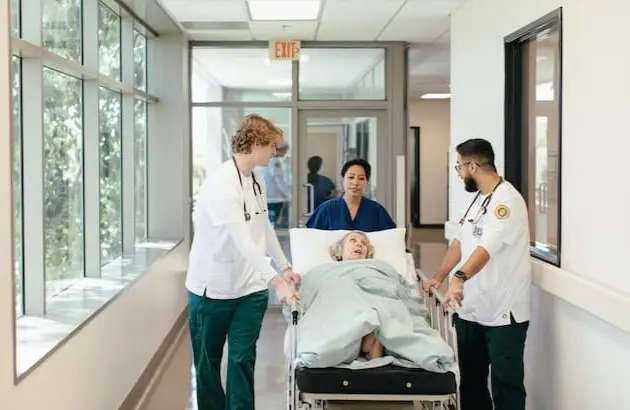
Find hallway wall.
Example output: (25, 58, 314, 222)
(451, 0, 630, 408)
(408, 99, 450, 225)
(0, 242, 189, 410)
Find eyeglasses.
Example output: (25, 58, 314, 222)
(454, 161, 471, 172)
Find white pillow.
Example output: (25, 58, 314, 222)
(289, 228, 408, 276)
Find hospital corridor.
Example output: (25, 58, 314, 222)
(1, 0, 629, 410)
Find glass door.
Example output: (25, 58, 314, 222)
(294, 110, 388, 228)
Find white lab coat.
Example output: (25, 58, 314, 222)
(452, 181, 532, 326)
(186, 160, 289, 299)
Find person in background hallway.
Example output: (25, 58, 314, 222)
(306, 155, 336, 210)
(260, 144, 290, 227)
(306, 158, 395, 232)
(423, 138, 531, 410)
(186, 113, 300, 410)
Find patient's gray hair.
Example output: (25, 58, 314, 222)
(329, 231, 375, 261)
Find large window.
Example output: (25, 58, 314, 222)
(134, 30, 147, 91)
(99, 87, 123, 264)
(98, 2, 121, 80)
(505, 9, 562, 266)
(134, 99, 148, 242)
(42, 0, 82, 63)
(12, 56, 23, 317)
(11, 0, 20, 36)
(10, 0, 162, 377)
(43, 68, 85, 298)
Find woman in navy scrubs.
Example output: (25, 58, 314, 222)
(306, 158, 395, 232)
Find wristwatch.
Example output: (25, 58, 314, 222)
(453, 270, 468, 282)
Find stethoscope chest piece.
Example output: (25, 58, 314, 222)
(245, 212, 251, 222)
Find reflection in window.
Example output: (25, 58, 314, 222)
(11, 0, 20, 36)
(42, 0, 82, 63)
(191, 106, 292, 198)
(98, 2, 121, 80)
(134, 100, 148, 242)
(505, 10, 562, 265)
(12, 56, 23, 317)
(191, 47, 292, 103)
(99, 87, 123, 264)
(527, 30, 561, 261)
(133, 30, 147, 91)
(43, 68, 84, 298)
(299, 48, 386, 100)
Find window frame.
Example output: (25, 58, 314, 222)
(504, 8, 563, 266)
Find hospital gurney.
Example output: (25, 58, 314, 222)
(285, 252, 459, 410)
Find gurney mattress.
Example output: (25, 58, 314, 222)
(295, 364, 456, 396)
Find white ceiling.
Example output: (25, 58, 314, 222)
(159, 0, 466, 96)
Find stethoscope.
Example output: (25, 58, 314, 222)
(458, 178, 504, 226)
(232, 157, 265, 222)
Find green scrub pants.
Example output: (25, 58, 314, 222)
(188, 289, 269, 410)
(454, 314, 529, 410)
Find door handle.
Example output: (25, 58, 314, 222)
(302, 183, 314, 217)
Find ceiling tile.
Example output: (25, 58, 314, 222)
(316, 0, 404, 40)
(396, 0, 462, 18)
(379, 16, 449, 41)
(161, 0, 249, 22)
(188, 29, 253, 41)
(249, 21, 319, 40)
(378, 0, 459, 40)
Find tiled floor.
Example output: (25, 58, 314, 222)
(182, 228, 448, 410)
(186, 311, 287, 410)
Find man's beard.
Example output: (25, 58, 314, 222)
(464, 176, 478, 193)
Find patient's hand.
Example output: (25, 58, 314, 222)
(361, 332, 384, 360)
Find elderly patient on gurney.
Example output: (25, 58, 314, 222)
(287, 231, 456, 374)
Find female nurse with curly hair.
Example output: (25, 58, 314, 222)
(186, 113, 300, 410)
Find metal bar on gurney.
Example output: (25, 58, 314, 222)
(288, 296, 299, 410)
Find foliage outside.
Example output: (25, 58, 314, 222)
(10, 0, 148, 312)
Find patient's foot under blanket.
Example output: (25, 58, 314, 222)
(290, 259, 456, 373)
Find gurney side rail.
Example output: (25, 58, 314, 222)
(417, 268, 460, 410)
(287, 298, 299, 410)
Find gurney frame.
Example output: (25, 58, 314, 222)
(285, 268, 459, 410)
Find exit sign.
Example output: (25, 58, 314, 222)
(269, 40, 301, 61)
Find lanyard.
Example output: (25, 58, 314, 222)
(232, 157, 262, 222)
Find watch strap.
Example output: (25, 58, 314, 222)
(453, 270, 468, 282)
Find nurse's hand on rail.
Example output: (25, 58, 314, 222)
(444, 277, 464, 308)
(283, 269, 302, 285)
(422, 277, 442, 293)
(272, 276, 300, 305)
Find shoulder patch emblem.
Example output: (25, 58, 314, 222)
(494, 204, 511, 220)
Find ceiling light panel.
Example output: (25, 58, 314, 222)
(421, 93, 451, 99)
(248, 0, 321, 21)
(163, 0, 249, 22)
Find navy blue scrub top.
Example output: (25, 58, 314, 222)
(305, 196, 396, 232)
